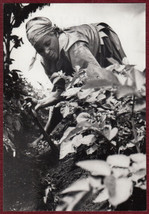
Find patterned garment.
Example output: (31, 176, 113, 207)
(41, 22, 127, 90)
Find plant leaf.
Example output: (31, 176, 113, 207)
(82, 79, 113, 89)
(61, 178, 90, 194)
(88, 176, 103, 190)
(66, 190, 92, 211)
(109, 178, 133, 206)
(61, 105, 70, 118)
(63, 126, 83, 142)
(77, 160, 111, 176)
(60, 140, 76, 159)
(112, 168, 130, 178)
(77, 88, 94, 99)
(85, 90, 100, 102)
(103, 125, 118, 141)
(76, 112, 91, 124)
(130, 153, 146, 163)
(59, 127, 76, 144)
(81, 134, 96, 146)
(116, 85, 136, 99)
(62, 87, 81, 98)
(131, 169, 146, 183)
(86, 144, 98, 155)
(106, 154, 130, 168)
(93, 188, 109, 203)
(133, 69, 145, 91)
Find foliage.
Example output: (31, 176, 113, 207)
(3, 3, 50, 70)
(56, 153, 146, 211)
(3, 3, 146, 211)
(47, 59, 146, 211)
(3, 3, 51, 155)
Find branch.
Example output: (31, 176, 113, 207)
(131, 95, 140, 153)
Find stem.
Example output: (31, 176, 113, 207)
(10, 46, 14, 54)
(30, 108, 59, 156)
(131, 95, 140, 153)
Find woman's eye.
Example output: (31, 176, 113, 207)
(45, 41, 51, 46)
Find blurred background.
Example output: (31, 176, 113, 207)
(11, 3, 146, 90)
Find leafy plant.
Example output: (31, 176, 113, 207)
(3, 3, 51, 155)
(47, 59, 146, 211)
(56, 153, 146, 211)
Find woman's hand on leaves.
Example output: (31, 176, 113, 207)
(24, 96, 38, 109)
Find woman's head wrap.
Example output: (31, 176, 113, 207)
(26, 17, 53, 46)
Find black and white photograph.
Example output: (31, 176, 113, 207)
(3, 3, 146, 211)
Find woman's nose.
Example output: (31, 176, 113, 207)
(44, 47, 50, 55)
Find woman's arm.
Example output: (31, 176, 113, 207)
(35, 89, 63, 111)
(68, 42, 105, 79)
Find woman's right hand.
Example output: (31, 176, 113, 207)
(25, 96, 38, 108)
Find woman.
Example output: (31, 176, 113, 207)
(26, 16, 128, 110)
(26, 16, 128, 146)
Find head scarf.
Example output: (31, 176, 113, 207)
(26, 17, 53, 46)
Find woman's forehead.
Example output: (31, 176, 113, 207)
(35, 34, 52, 46)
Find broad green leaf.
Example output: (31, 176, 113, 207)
(93, 188, 109, 203)
(106, 154, 130, 168)
(77, 88, 94, 99)
(77, 160, 111, 176)
(104, 175, 116, 197)
(66, 190, 91, 211)
(70, 102, 78, 108)
(61, 105, 70, 118)
(135, 181, 146, 190)
(112, 168, 130, 178)
(131, 169, 146, 183)
(82, 79, 113, 89)
(115, 73, 127, 85)
(62, 87, 81, 98)
(86, 144, 98, 155)
(130, 161, 146, 173)
(60, 134, 84, 159)
(60, 140, 76, 159)
(88, 176, 103, 190)
(62, 126, 83, 142)
(103, 125, 118, 141)
(130, 153, 146, 163)
(84, 68, 120, 89)
(76, 112, 91, 124)
(59, 127, 76, 144)
(81, 134, 96, 146)
(71, 134, 84, 148)
(116, 85, 136, 99)
(109, 178, 133, 206)
(97, 93, 106, 102)
(61, 178, 90, 194)
(85, 90, 100, 102)
(78, 121, 92, 128)
(133, 69, 145, 91)
(57, 189, 92, 211)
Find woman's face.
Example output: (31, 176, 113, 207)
(34, 32, 59, 61)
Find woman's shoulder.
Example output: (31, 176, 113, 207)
(59, 24, 92, 52)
